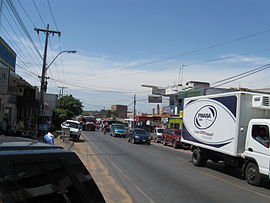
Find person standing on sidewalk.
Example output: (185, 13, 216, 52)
(44, 125, 57, 144)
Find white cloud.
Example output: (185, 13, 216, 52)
(12, 37, 270, 113)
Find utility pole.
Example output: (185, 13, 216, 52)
(58, 86, 67, 97)
(181, 65, 188, 85)
(35, 24, 61, 115)
(133, 94, 136, 129)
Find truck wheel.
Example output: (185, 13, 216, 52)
(245, 162, 261, 186)
(163, 140, 167, 146)
(192, 149, 206, 167)
(172, 140, 178, 149)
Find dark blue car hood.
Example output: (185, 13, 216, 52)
(134, 133, 149, 138)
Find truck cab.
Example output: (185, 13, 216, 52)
(243, 119, 270, 185)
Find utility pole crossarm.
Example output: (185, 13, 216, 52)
(34, 28, 61, 36)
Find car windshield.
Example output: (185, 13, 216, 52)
(157, 129, 164, 133)
(65, 122, 79, 129)
(134, 130, 147, 135)
(115, 125, 125, 129)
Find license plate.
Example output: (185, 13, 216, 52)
(142, 139, 146, 142)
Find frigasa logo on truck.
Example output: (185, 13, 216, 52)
(194, 105, 217, 129)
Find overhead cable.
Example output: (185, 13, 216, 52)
(5, 0, 43, 59)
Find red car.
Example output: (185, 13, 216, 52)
(162, 129, 182, 148)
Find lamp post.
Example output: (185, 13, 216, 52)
(40, 50, 76, 113)
(46, 50, 76, 71)
(38, 50, 76, 135)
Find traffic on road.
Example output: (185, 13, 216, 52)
(82, 129, 270, 203)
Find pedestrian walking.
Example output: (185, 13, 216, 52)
(44, 125, 57, 144)
(15, 118, 24, 137)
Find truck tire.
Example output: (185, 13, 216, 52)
(172, 140, 178, 149)
(192, 149, 207, 167)
(163, 139, 167, 146)
(245, 162, 261, 186)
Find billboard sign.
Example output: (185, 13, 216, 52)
(148, 95, 162, 103)
(0, 37, 16, 72)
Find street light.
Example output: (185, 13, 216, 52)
(46, 50, 76, 71)
(39, 50, 76, 116)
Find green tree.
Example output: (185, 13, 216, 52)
(53, 95, 83, 127)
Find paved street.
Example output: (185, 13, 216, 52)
(83, 130, 270, 203)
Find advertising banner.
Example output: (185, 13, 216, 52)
(0, 37, 16, 72)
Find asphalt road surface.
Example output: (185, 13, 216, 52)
(83, 130, 270, 203)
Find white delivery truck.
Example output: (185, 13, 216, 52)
(181, 91, 270, 186)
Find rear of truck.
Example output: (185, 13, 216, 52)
(181, 92, 241, 157)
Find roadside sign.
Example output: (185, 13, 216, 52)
(148, 95, 162, 103)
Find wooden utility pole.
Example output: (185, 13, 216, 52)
(35, 24, 61, 115)
(58, 86, 67, 97)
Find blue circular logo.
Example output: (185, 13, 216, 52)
(194, 105, 217, 129)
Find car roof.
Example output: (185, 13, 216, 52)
(133, 128, 146, 131)
(65, 120, 80, 124)
(0, 135, 63, 151)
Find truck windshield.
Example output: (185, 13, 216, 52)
(157, 129, 164, 133)
(175, 130, 181, 135)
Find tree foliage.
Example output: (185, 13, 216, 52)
(53, 95, 83, 127)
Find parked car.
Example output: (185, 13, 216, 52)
(110, 124, 127, 137)
(152, 127, 165, 143)
(127, 128, 151, 145)
(0, 135, 105, 203)
(162, 128, 182, 148)
(61, 120, 82, 141)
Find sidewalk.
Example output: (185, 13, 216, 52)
(55, 135, 132, 203)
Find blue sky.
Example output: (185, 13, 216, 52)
(2, 0, 270, 113)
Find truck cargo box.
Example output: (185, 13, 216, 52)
(182, 91, 270, 156)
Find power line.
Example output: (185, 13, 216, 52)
(79, 46, 270, 83)
(57, 37, 66, 83)
(47, 0, 59, 30)
(5, 0, 43, 59)
(70, 28, 270, 81)
(17, 0, 36, 27)
(50, 77, 148, 94)
(212, 64, 270, 88)
(1, 12, 41, 72)
(32, 0, 46, 27)
(17, 0, 44, 52)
